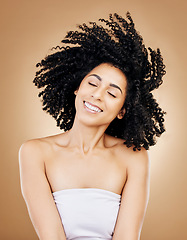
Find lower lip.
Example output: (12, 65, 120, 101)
(83, 101, 101, 114)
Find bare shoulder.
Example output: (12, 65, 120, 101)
(19, 132, 66, 156)
(126, 147, 150, 175)
(18, 136, 53, 165)
(106, 134, 150, 171)
(18, 140, 42, 171)
(120, 144, 150, 178)
(18, 132, 69, 166)
(19, 138, 46, 157)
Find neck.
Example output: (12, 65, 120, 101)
(67, 117, 109, 156)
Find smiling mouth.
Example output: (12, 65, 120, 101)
(83, 101, 103, 113)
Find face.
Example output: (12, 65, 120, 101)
(74, 63, 127, 128)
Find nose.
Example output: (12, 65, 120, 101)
(91, 87, 104, 101)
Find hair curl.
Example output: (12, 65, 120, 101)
(33, 12, 166, 151)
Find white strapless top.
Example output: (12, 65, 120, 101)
(52, 188, 121, 240)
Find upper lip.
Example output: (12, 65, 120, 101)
(84, 101, 103, 111)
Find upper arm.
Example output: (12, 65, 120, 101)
(18, 140, 66, 240)
(113, 149, 150, 240)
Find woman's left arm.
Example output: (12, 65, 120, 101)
(113, 149, 150, 240)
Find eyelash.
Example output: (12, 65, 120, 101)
(88, 82, 97, 87)
(108, 92, 116, 98)
(88, 82, 116, 98)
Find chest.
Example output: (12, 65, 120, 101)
(45, 147, 127, 195)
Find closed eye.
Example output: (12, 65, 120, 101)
(89, 82, 116, 98)
(108, 92, 117, 98)
(88, 82, 97, 87)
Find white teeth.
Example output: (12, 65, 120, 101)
(84, 101, 102, 112)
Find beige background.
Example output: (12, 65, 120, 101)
(0, 0, 186, 239)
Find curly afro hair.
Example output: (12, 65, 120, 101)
(33, 12, 166, 151)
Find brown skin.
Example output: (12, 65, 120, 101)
(19, 63, 150, 240)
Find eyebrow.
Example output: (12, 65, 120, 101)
(88, 74, 123, 94)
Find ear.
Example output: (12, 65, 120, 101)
(74, 89, 78, 95)
(117, 108, 126, 119)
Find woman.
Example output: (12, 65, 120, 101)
(19, 12, 166, 240)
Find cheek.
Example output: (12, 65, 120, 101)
(74, 89, 86, 111)
(108, 97, 125, 110)
(76, 82, 89, 95)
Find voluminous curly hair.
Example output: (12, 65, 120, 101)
(33, 12, 166, 151)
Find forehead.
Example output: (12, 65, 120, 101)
(85, 63, 127, 89)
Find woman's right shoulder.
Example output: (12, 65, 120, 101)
(18, 137, 51, 166)
(20, 138, 44, 153)
(19, 132, 69, 166)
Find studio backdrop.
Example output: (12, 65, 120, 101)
(0, 0, 186, 239)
